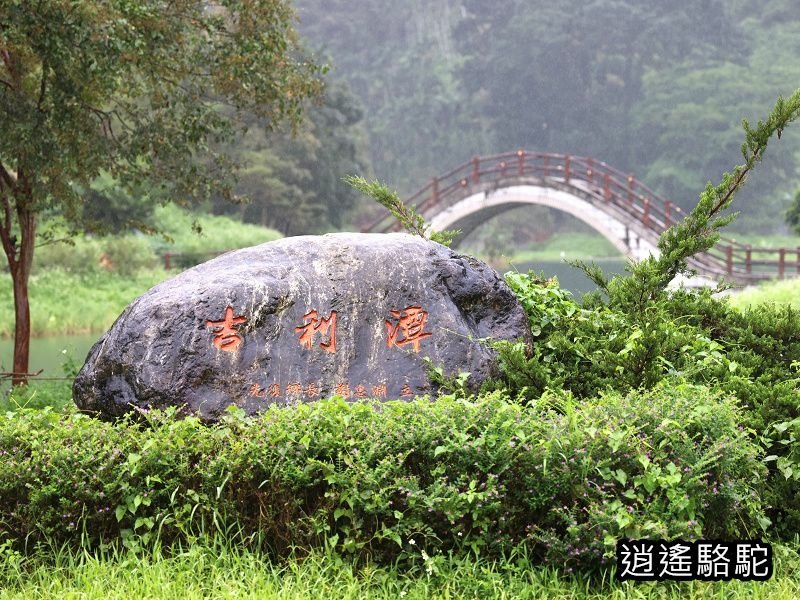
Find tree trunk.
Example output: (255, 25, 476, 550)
(9, 197, 36, 387)
(11, 263, 31, 387)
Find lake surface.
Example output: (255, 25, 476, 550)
(0, 333, 100, 391)
(1, 258, 625, 391)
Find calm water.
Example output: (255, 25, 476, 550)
(1, 258, 624, 391)
(0, 333, 100, 390)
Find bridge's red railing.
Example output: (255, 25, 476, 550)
(362, 151, 800, 283)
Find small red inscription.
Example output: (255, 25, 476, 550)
(385, 306, 432, 353)
(206, 306, 247, 351)
(286, 382, 303, 396)
(248, 381, 413, 400)
(334, 382, 352, 398)
(249, 384, 267, 398)
(295, 310, 338, 353)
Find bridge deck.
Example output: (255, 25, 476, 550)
(362, 151, 799, 285)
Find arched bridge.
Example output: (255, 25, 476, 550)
(362, 151, 800, 284)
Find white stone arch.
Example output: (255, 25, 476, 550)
(427, 185, 659, 261)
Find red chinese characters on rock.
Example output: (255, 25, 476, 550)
(286, 382, 303, 396)
(295, 310, 338, 353)
(334, 382, 352, 397)
(385, 305, 432, 353)
(249, 383, 266, 398)
(247, 381, 394, 400)
(206, 306, 247, 351)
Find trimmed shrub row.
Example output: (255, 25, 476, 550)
(0, 386, 765, 571)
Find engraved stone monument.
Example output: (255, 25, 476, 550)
(73, 233, 532, 420)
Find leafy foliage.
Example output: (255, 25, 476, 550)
(0, 0, 324, 380)
(493, 270, 800, 536)
(0, 389, 765, 571)
(494, 263, 800, 535)
(0, 0, 323, 223)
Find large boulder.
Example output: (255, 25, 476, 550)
(73, 233, 532, 420)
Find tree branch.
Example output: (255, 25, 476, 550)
(0, 48, 13, 74)
(0, 162, 17, 193)
(84, 104, 116, 138)
(0, 48, 18, 87)
(709, 166, 748, 218)
(0, 169, 17, 269)
(36, 60, 48, 112)
(35, 236, 75, 249)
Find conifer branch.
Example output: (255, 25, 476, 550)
(345, 175, 460, 246)
(606, 89, 800, 309)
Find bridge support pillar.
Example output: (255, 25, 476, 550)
(745, 245, 752, 274)
(725, 245, 733, 276)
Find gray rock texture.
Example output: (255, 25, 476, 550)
(73, 233, 532, 420)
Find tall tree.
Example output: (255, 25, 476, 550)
(296, 0, 483, 190)
(211, 80, 370, 234)
(0, 0, 323, 385)
(633, 16, 800, 227)
(455, 0, 743, 170)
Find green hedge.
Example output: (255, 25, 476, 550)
(0, 386, 765, 572)
(496, 273, 800, 538)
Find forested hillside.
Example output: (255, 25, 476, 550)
(296, 0, 800, 231)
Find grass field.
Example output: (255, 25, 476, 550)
(1, 206, 282, 338)
(500, 232, 622, 263)
(728, 278, 800, 310)
(2, 540, 799, 599)
(0, 268, 166, 337)
(503, 231, 800, 264)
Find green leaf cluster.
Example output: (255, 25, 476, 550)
(0, 0, 324, 216)
(492, 274, 800, 537)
